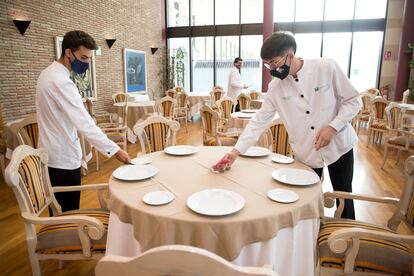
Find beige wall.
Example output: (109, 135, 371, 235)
(0, 0, 163, 122)
(380, 0, 404, 99)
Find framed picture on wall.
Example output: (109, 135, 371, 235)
(123, 48, 147, 93)
(55, 36, 98, 100)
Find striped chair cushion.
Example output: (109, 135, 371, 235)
(202, 111, 215, 136)
(373, 102, 387, 120)
(319, 219, 413, 275)
(270, 124, 291, 156)
(36, 210, 109, 254)
(371, 121, 387, 129)
(249, 92, 259, 100)
(18, 155, 47, 213)
(389, 136, 414, 147)
(162, 101, 173, 117)
(220, 101, 232, 119)
(144, 123, 170, 152)
(239, 97, 249, 110)
(205, 137, 237, 146)
(23, 123, 39, 148)
(115, 94, 126, 103)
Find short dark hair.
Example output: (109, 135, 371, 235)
(234, 57, 243, 64)
(260, 31, 296, 60)
(61, 30, 97, 58)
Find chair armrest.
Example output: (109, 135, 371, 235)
(328, 227, 414, 274)
(324, 191, 399, 218)
(21, 212, 105, 240)
(53, 183, 109, 209)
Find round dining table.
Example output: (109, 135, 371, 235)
(105, 146, 323, 276)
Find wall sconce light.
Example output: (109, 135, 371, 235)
(105, 38, 116, 48)
(151, 47, 159, 55)
(13, 19, 31, 35)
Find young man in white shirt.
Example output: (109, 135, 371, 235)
(227, 57, 249, 111)
(214, 31, 361, 219)
(36, 30, 131, 212)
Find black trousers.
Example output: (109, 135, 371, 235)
(48, 167, 81, 213)
(312, 149, 355, 219)
(235, 102, 240, 112)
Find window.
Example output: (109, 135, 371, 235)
(355, 0, 387, 19)
(350, 32, 383, 92)
(167, 0, 189, 27)
(191, 0, 213, 26)
(295, 0, 324, 22)
(241, 0, 263, 24)
(192, 37, 214, 92)
(215, 0, 239, 25)
(274, 0, 295, 22)
(322, 33, 352, 74)
(324, 0, 354, 21)
(168, 38, 191, 91)
(240, 35, 263, 92)
(295, 33, 322, 58)
(215, 36, 239, 90)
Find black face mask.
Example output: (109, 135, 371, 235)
(270, 55, 290, 80)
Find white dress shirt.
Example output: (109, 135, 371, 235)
(227, 66, 245, 99)
(36, 61, 120, 170)
(235, 58, 361, 168)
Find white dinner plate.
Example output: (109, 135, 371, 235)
(236, 112, 254, 119)
(271, 154, 294, 164)
(143, 191, 175, 206)
(112, 165, 158, 181)
(187, 189, 245, 216)
(131, 156, 152, 165)
(164, 145, 199, 156)
(267, 188, 299, 203)
(272, 168, 320, 186)
(241, 109, 257, 113)
(240, 146, 271, 157)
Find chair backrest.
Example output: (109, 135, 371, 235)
(11, 114, 39, 148)
(95, 245, 276, 276)
(248, 90, 260, 100)
(133, 115, 180, 154)
(200, 105, 221, 144)
(359, 92, 373, 113)
(217, 96, 237, 119)
(238, 93, 251, 110)
(370, 97, 388, 120)
(402, 89, 409, 104)
(165, 89, 177, 99)
(269, 119, 292, 156)
(385, 103, 404, 131)
(177, 92, 189, 108)
(389, 156, 414, 231)
(366, 87, 380, 96)
(156, 96, 177, 119)
(112, 92, 127, 104)
(5, 146, 59, 222)
(210, 89, 224, 102)
(213, 85, 224, 91)
(84, 97, 95, 116)
(174, 86, 184, 93)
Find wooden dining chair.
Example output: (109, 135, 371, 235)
(155, 96, 177, 120)
(174, 86, 185, 93)
(216, 96, 237, 120)
(5, 145, 109, 276)
(95, 245, 276, 276)
(354, 91, 374, 135)
(213, 85, 224, 91)
(11, 114, 39, 148)
(84, 97, 115, 125)
(133, 114, 180, 155)
(248, 90, 261, 100)
(200, 105, 239, 146)
(112, 92, 127, 104)
(174, 91, 190, 132)
(165, 89, 177, 99)
(210, 89, 225, 103)
(381, 103, 413, 168)
(318, 155, 414, 275)
(366, 87, 380, 97)
(238, 93, 251, 110)
(367, 97, 388, 146)
(268, 119, 292, 157)
(402, 89, 410, 104)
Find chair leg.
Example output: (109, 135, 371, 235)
(381, 144, 389, 169)
(28, 247, 41, 276)
(0, 153, 5, 179)
(95, 148, 100, 171)
(367, 129, 372, 147)
(396, 150, 401, 165)
(58, 260, 64, 269)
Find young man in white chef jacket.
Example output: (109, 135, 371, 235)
(36, 30, 131, 212)
(227, 57, 249, 111)
(214, 31, 361, 219)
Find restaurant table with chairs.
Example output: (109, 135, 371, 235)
(105, 146, 323, 276)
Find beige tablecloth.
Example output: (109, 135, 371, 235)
(251, 99, 264, 109)
(228, 111, 279, 129)
(109, 146, 323, 261)
(186, 92, 212, 117)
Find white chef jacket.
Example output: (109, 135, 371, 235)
(235, 58, 361, 168)
(227, 66, 245, 99)
(36, 61, 120, 170)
